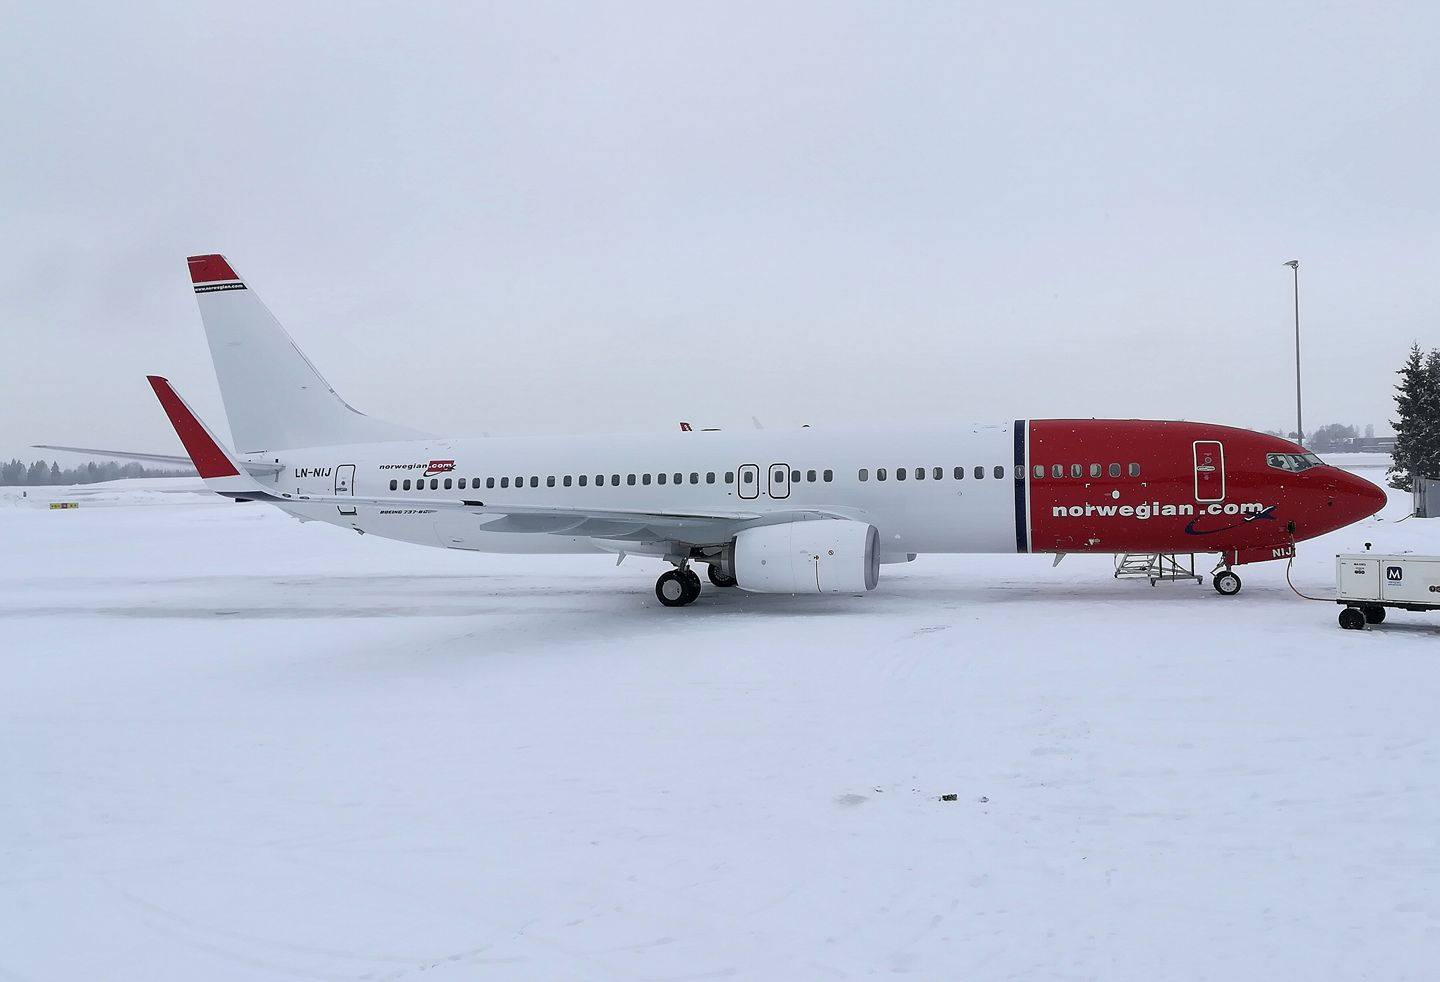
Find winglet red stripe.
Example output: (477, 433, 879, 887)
(186, 254, 239, 284)
(146, 376, 240, 478)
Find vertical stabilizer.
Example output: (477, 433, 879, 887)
(188, 254, 428, 452)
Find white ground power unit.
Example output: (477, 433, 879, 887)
(1335, 553, 1440, 629)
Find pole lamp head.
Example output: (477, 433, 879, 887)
(1284, 259, 1299, 269)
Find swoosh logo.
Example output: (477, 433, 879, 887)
(1184, 504, 1277, 536)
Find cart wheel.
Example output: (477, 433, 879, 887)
(1338, 607, 1366, 630)
(1213, 570, 1242, 596)
(1362, 605, 1386, 625)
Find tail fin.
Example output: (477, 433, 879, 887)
(187, 254, 428, 452)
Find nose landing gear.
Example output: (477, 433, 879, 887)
(1212, 569, 1242, 596)
(655, 567, 703, 607)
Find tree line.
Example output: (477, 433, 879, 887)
(1389, 344, 1440, 491)
(0, 458, 194, 486)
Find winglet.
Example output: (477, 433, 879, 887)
(146, 376, 256, 487)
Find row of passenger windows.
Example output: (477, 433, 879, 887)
(388, 470, 838, 492)
(1036, 462, 1142, 479)
(860, 465, 1007, 482)
(388, 462, 1141, 492)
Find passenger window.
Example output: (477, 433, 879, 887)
(657, 473, 666, 485)
(673, 472, 682, 484)
(932, 467, 942, 480)
(543, 476, 552, 487)
(563, 475, 572, 487)
(807, 469, 817, 482)
(458, 478, 467, 490)
(642, 473, 652, 486)
(431, 479, 440, 490)
(896, 467, 906, 481)
(444, 478, 453, 489)
(690, 472, 699, 484)
(859, 468, 869, 482)
(725, 471, 734, 484)
(823, 469, 833, 482)
(611, 474, 620, 486)
(1070, 464, 1081, 478)
(528, 476, 537, 488)
(500, 477, 509, 488)
(791, 469, 801, 482)
(1052, 464, 1064, 479)
(1033, 464, 1044, 479)
(707, 472, 716, 484)
(878, 468, 888, 481)
(577, 475, 586, 487)
(975, 466, 984, 480)
(1014, 465, 1024, 480)
(627, 474, 636, 486)
(955, 467, 964, 480)
(994, 465, 1005, 479)
(1129, 463, 1141, 477)
(389, 479, 398, 491)
(515, 476, 523, 487)
(1109, 463, 1121, 478)
(401, 479, 410, 490)
(595, 475, 603, 486)
(914, 467, 924, 480)
(485, 477, 494, 489)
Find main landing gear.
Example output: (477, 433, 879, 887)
(655, 567, 703, 607)
(707, 564, 737, 588)
(1212, 569, 1242, 596)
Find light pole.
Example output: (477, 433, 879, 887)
(1284, 259, 1302, 447)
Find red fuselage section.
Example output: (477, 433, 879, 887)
(1024, 420, 1386, 565)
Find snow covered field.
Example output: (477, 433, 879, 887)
(3, 460, 1436, 980)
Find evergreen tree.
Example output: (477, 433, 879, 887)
(1390, 344, 1438, 490)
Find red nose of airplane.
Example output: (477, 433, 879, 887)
(1331, 469, 1389, 528)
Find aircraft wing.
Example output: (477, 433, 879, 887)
(223, 486, 843, 543)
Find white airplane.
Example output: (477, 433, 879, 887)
(76, 254, 1387, 606)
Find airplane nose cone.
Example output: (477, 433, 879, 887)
(1335, 470, 1388, 524)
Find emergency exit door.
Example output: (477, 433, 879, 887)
(1192, 441, 1225, 502)
(334, 464, 356, 515)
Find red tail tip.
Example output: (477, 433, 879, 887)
(186, 254, 239, 284)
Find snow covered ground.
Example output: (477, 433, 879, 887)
(2, 462, 1436, 980)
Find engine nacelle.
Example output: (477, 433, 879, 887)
(732, 520, 880, 594)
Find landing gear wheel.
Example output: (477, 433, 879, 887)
(1362, 605, 1386, 624)
(656, 570, 697, 607)
(1338, 607, 1366, 630)
(707, 565, 737, 588)
(1213, 570, 1242, 596)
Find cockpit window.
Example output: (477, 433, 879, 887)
(1267, 451, 1324, 472)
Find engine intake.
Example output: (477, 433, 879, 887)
(732, 519, 880, 594)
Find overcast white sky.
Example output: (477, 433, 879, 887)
(2, 2, 1436, 460)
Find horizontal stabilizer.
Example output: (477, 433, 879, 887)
(31, 443, 282, 476)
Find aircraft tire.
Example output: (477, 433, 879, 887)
(1213, 571, 1242, 596)
(656, 570, 694, 607)
(708, 565, 737, 588)
(682, 569, 703, 603)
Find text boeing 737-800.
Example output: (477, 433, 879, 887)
(61, 254, 1390, 606)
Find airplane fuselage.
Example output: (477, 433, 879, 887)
(257, 418, 1383, 565)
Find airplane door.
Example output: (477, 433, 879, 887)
(768, 463, 791, 500)
(1193, 441, 1225, 502)
(738, 463, 759, 500)
(334, 464, 356, 515)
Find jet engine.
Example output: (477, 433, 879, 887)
(731, 519, 880, 594)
